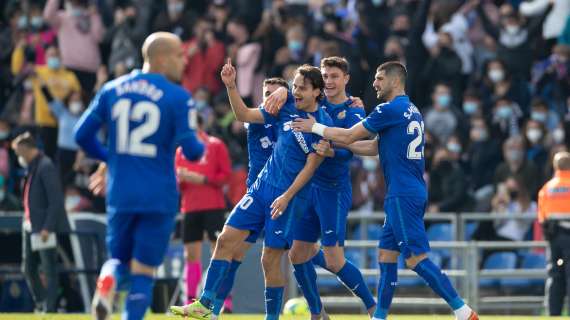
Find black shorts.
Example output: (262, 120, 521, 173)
(182, 209, 226, 243)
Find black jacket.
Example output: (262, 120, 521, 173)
(24, 153, 70, 233)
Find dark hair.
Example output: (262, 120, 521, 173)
(12, 132, 36, 149)
(377, 61, 407, 86)
(263, 77, 289, 89)
(320, 56, 349, 74)
(295, 65, 325, 101)
(530, 97, 548, 109)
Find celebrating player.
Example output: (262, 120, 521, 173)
(170, 61, 331, 320)
(291, 61, 479, 320)
(74, 32, 204, 320)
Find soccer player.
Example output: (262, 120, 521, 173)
(291, 61, 479, 320)
(170, 61, 332, 320)
(74, 32, 205, 320)
(266, 56, 376, 318)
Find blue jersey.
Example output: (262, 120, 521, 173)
(245, 107, 278, 187)
(362, 95, 427, 199)
(259, 101, 332, 199)
(74, 71, 204, 215)
(314, 98, 366, 189)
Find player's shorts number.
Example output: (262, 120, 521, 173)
(112, 99, 160, 157)
(407, 120, 424, 160)
(238, 195, 254, 210)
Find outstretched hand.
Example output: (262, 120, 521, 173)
(291, 114, 316, 133)
(264, 87, 288, 115)
(220, 58, 237, 88)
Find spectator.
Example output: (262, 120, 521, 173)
(424, 83, 459, 143)
(0, 175, 22, 211)
(351, 156, 385, 212)
(532, 44, 570, 109)
(491, 175, 536, 241)
(490, 96, 522, 142)
(152, 0, 197, 41)
(43, 0, 104, 92)
(519, 0, 570, 53)
(428, 146, 470, 214)
(192, 87, 215, 130)
(524, 119, 549, 174)
(478, 58, 531, 113)
(181, 17, 225, 95)
(12, 132, 69, 313)
(529, 97, 561, 131)
(175, 115, 231, 306)
(495, 135, 541, 198)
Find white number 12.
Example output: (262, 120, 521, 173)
(112, 99, 160, 158)
(407, 120, 424, 160)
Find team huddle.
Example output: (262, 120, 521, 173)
(74, 32, 479, 320)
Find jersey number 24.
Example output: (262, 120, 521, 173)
(407, 120, 424, 160)
(112, 99, 160, 158)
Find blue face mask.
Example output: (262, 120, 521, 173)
(30, 16, 43, 28)
(47, 57, 61, 69)
(447, 142, 462, 154)
(437, 94, 451, 108)
(463, 101, 478, 115)
(17, 16, 27, 29)
(531, 111, 547, 123)
(195, 100, 208, 111)
(496, 106, 512, 119)
(288, 40, 303, 53)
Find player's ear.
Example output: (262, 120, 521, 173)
(344, 73, 350, 85)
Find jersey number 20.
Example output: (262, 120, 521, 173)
(407, 120, 424, 160)
(112, 99, 160, 157)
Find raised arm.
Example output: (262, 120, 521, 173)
(221, 58, 264, 123)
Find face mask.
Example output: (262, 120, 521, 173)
(463, 102, 478, 115)
(553, 128, 565, 144)
(496, 106, 512, 119)
(195, 100, 208, 111)
(506, 25, 520, 34)
(436, 94, 451, 108)
(47, 57, 61, 69)
(447, 142, 462, 154)
(65, 195, 81, 211)
(288, 40, 303, 53)
(526, 128, 542, 144)
(507, 149, 523, 162)
(531, 111, 547, 123)
(362, 158, 378, 172)
(18, 156, 28, 168)
(17, 16, 27, 29)
(0, 131, 9, 140)
(168, 2, 184, 15)
(488, 69, 505, 83)
(69, 101, 83, 114)
(30, 16, 43, 28)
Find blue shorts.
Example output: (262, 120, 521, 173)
(226, 179, 308, 249)
(379, 196, 430, 259)
(107, 212, 176, 267)
(294, 185, 351, 247)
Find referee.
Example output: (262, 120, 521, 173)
(538, 151, 570, 316)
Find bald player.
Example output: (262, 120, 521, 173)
(74, 32, 205, 320)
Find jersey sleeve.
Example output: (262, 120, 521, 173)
(260, 107, 279, 125)
(173, 90, 204, 161)
(74, 87, 109, 161)
(362, 103, 402, 134)
(346, 107, 366, 128)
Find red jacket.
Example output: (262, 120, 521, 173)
(175, 132, 231, 213)
(181, 38, 225, 95)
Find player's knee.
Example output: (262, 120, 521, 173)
(261, 250, 282, 272)
(378, 249, 399, 263)
(215, 231, 237, 253)
(130, 260, 155, 277)
(405, 254, 427, 269)
(288, 247, 312, 264)
(324, 250, 345, 273)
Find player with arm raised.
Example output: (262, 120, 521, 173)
(170, 62, 330, 320)
(292, 61, 478, 320)
(74, 32, 204, 320)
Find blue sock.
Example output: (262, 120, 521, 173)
(311, 250, 327, 269)
(264, 286, 284, 320)
(374, 262, 397, 319)
(336, 260, 376, 310)
(115, 262, 131, 291)
(213, 260, 242, 315)
(292, 261, 322, 315)
(199, 259, 230, 309)
(413, 259, 464, 310)
(123, 274, 153, 320)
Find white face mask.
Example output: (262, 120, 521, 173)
(526, 128, 543, 144)
(488, 69, 505, 83)
(18, 156, 28, 168)
(69, 101, 83, 114)
(506, 25, 520, 34)
(553, 128, 565, 144)
(65, 195, 81, 211)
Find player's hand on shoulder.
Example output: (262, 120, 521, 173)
(292, 114, 316, 133)
(348, 96, 364, 109)
(220, 58, 237, 88)
(270, 194, 290, 220)
(264, 87, 288, 115)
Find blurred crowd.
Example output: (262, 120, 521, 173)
(0, 0, 569, 242)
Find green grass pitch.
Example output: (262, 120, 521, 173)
(0, 314, 554, 320)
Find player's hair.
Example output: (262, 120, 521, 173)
(295, 65, 324, 101)
(263, 77, 289, 90)
(320, 56, 349, 74)
(12, 132, 36, 150)
(377, 61, 407, 86)
(554, 152, 570, 171)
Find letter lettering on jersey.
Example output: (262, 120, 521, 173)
(293, 131, 310, 154)
(115, 80, 164, 102)
(403, 105, 421, 120)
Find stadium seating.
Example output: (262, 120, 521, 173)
(426, 223, 453, 263)
(500, 252, 546, 290)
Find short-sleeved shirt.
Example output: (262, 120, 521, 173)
(245, 106, 278, 187)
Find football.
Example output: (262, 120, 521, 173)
(283, 297, 310, 315)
